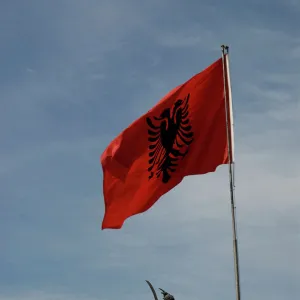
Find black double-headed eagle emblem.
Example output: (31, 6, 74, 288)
(146, 94, 194, 183)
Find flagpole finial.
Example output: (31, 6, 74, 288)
(221, 44, 229, 54)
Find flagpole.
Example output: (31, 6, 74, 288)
(221, 45, 241, 300)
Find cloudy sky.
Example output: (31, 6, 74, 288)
(1, 1, 299, 300)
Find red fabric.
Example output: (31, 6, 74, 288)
(101, 57, 229, 229)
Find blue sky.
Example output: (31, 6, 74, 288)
(1, 0, 299, 300)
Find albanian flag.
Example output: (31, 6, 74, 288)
(101, 57, 231, 229)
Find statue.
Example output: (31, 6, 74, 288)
(145, 280, 175, 300)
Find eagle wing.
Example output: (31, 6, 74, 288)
(174, 94, 194, 148)
(146, 117, 167, 175)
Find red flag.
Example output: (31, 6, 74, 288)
(101, 57, 230, 229)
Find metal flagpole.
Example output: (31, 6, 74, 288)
(221, 45, 241, 300)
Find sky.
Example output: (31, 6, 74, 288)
(1, 0, 300, 300)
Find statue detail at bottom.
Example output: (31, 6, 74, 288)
(159, 288, 175, 300)
(145, 280, 175, 300)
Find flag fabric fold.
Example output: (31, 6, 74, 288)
(101, 57, 230, 229)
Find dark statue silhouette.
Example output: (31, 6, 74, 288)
(145, 280, 175, 300)
(146, 94, 194, 183)
(159, 288, 175, 300)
